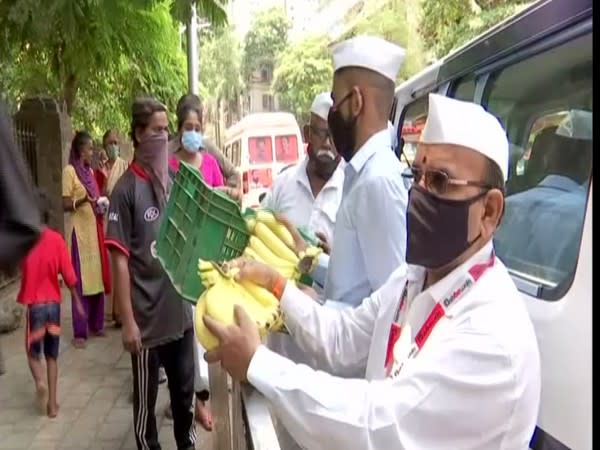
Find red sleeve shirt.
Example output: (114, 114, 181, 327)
(17, 227, 78, 305)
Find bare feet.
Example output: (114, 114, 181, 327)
(36, 384, 48, 415)
(91, 330, 106, 337)
(195, 399, 213, 431)
(47, 403, 59, 418)
(72, 338, 86, 349)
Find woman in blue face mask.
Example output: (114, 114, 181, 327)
(168, 98, 225, 189)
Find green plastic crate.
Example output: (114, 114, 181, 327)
(157, 161, 249, 304)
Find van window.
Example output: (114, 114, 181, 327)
(484, 33, 592, 300)
(274, 134, 299, 163)
(399, 96, 428, 164)
(248, 136, 273, 164)
(449, 77, 476, 102)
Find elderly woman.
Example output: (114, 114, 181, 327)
(62, 131, 111, 348)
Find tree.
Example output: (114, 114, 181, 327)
(420, 0, 532, 58)
(242, 7, 291, 84)
(338, 0, 426, 82)
(199, 26, 243, 140)
(272, 35, 333, 125)
(0, 0, 230, 135)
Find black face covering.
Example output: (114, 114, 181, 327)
(308, 145, 340, 179)
(406, 185, 485, 269)
(327, 93, 357, 162)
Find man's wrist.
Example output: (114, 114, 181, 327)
(270, 274, 287, 300)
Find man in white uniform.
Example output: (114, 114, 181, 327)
(261, 92, 344, 247)
(306, 36, 409, 306)
(262, 93, 345, 450)
(203, 94, 541, 450)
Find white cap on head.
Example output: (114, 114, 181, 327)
(332, 35, 405, 82)
(420, 94, 509, 181)
(310, 92, 333, 121)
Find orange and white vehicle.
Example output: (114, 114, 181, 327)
(223, 112, 305, 208)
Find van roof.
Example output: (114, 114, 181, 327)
(225, 112, 300, 141)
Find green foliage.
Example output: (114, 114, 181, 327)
(0, 0, 227, 137)
(272, 35, 333, 124)
(242, 7, 291, 83)
(199, 26, 243, 120)
(420, 0, 532, 58)
(341, 0, 426, 82)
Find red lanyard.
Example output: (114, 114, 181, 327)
(384, 251, 496, 374)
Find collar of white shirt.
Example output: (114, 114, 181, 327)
(347, 128, 392, 175)
(407, 240, 495, 317)
(295, 156, 345, 197)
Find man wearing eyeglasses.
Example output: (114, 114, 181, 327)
(202, 93, 541, 450)
(261, 92, 344, 253)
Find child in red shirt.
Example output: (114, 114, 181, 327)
(17, 190, 85, 418)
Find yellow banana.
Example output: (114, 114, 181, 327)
(254, 222, 298, 264)
(249, 235, 291, 267)
(204, 278, 278, 332)
(243, 246, 265, 263)
(194, 296, 220, 351)
(256, 210, 295, 249)
(239, 280, 279, 309)
(245, 217, 257, 233)
(198, 260, 215, 272)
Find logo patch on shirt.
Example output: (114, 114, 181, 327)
(441, 277, 473, 308)
(150, 240, 158, 259)
(108, 212, 119, 222)
(144, 207, 160, 222)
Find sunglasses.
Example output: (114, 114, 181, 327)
(402, 165, 493, 196)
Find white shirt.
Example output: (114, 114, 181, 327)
(247, 242, 541, 450)
(261, 157, 344, 245)
(261, 157, 344, 372)
(311, 129, 408, 306)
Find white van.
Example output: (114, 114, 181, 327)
(223, 112, 305, 208)
(391, 1, 592, 448)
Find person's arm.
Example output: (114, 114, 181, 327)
(0, 101, 41, 267)
(354, 175, 408, 290)
(58, 234, 85, 317)
(248, 325, 513, 450)
(105, 181, 140, 353)
(203, 138, 239, 187)
(281, 265, 405, 376)
(62, 166, 91, 212)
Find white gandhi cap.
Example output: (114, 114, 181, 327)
(332, 35, 406, 82)
(310, 92, 333, 121)
(420, 94, 510, 181)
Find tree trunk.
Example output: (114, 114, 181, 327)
(62, 73, 78, 116)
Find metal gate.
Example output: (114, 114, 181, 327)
(0, 118, 39, 288)
(13, 118, 39, 185)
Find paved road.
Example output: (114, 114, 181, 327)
(0, 290, 215, 450)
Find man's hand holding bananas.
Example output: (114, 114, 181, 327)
(202, 259, 287, 382)
(195, 258, 286, 352)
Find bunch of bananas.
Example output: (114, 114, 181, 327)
(243, 210, 322, 279)
(194, 260, 284, 351)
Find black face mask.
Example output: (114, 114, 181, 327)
(406, 185, 485, 269)
(308, 145, 340, 179)
(327, 92, 357, 162)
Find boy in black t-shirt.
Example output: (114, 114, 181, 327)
(106, 97, 195, 450)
